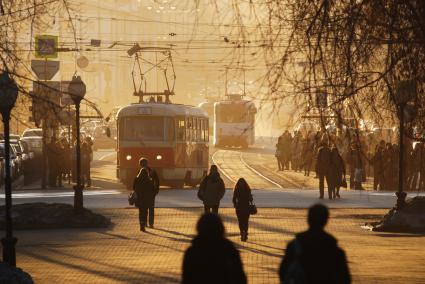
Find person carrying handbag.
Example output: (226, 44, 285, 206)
(232, 178, 254, 242)
(133, 168, 156, 232)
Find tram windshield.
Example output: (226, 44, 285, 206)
(217, 104, 249, 123)
(119, 116, 174, 141)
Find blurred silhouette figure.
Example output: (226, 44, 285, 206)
(182, 213, 247, 284)
(81, 138, 92, 187)
(328, 147, 346, 199)
(198, 165, 225, 214)
(139, 157, 160, 228)
(279, 204, 351, 284)
(134, 168, 156, 232)
(316, 142, 332, 199)
(232, 178, 253, 241)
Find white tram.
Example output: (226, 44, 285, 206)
(214, 95, 257, 148)
(116, 102, 209, 188)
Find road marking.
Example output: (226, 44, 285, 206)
(239, 152, 283, 189)
(0, 190, 122, 199)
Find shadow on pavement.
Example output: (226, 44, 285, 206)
(20, 248, 180, 283)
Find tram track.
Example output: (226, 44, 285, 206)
(240, 152, 305, 189)
(212, 149, 283, 190)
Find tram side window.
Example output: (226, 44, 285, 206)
(187, 117, 191, 141)
(202, 119, 207, 142)
(177, 118, 185, 141)
(165, 117, 175, 141)
(196, 118, 201, 141)
(202, 119, 209, 142)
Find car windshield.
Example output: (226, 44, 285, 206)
(216, 104, 249, 123)
(23, 129, 43, 137)
(119, 116, 174, 141)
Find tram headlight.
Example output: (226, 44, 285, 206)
(156, 155, 162, 160)
(126, 155, 132, 161)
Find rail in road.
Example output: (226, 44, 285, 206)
(212, 148, 315, 190)
(212, 149, 283, 190)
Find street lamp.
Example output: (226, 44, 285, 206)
(393, 80, 416, 209)
(68, 75, 86, 212)
(0, 71, 19, 266)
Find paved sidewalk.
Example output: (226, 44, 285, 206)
(12, 208, 425, 283)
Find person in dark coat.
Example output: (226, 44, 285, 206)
(279, 204, 351, 284)
(138, 157, 159, 228)
(198, 165, 225, 214)
(182, 213, 247, 284)
(316, 142, 331, 199)
(372, 140, 385, 191)
(47, 138, 60, 187)
(134, 168, 156, 232)
(328, 147, 346, 199)
(232, 178, 253, 242)
(81, 138, 92, 187)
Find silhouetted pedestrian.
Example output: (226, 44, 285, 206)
(279, 204, 351, 284)
(182, 213, 247, 284)
(134, 168, 156, 232)
(328, 147, 346, 199)
(138, 157, 159, 228)
(47, 138, 60, 187)
(372, 140, 385, 191)
(81, 137, 93, 187)
(232, 178, 253, 242)
(316, 142, 331, 199)
(198, 165, 225, 214)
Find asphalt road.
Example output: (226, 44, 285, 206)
(1, 148, 423, 209)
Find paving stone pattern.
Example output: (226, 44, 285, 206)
(11, 208, 425, 283)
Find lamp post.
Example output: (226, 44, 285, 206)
(393, 80, 416, 209)
(68, 75, 86, 212)
(0, 71, 19, 266)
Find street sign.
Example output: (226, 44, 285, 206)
(31, 60, 60, 80)
(35, 35, 58, 58)
(32, 81, 62, 122)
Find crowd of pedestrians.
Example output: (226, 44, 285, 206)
(46, 136, 93, 188)
(131, 158, 351, 283)
(275, 130, 425, 194)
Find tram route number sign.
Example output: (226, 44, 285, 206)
(138, 107, 152, 115)
(35, 35, 58, 59)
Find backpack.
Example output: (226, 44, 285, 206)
(282, 240, 308, 284)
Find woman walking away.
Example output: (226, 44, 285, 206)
(233, 178, 253, 242)
(328, 147, 346, 199)
(198, 165, 225, 214)
(134, 168, 156, 232)
(182, 213, 247, 284)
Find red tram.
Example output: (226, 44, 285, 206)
(116, 102, 209, 189)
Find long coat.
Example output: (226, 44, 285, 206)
(199, 173, 225, 207)
(232, 186, 252, 213)
(182, 236, 247, 284)
(316, 146, 331, 176)
(134, 171, 156, 208)
(328, 150, 346, 188)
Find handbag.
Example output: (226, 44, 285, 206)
(128, 191, 138, 206)
(248, 201, 257, 215)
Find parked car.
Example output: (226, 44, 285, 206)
(0, 143, 18, 181)
(20, 136, 43, 157)
(22, 128, 43, 138)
